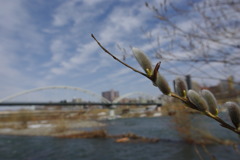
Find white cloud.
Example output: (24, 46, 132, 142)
(0, 0, 28, 32)
(109, 8, 142, 32)
(48, 40, 100, 76)
(0, 52, 19, 78)
(50, 39, 69, 62)
(52, 0, 104, 27)
(0, 0, 47, 97)
(99, 2, 149, 44)
(1, 0, 238, 102)
(81, 0, 103, 6)
(108, 68, 132, 79)
(47, 0, 150, 77)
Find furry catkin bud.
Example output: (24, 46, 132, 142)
(132, 48, 153, 76)
(174, 77, 187, 97)
(225, 102, 240, 130)
(201, 90, 218, 115)
(154, 73, 171, 95)
(187, 90, 208, 112)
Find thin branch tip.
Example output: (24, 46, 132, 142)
(91, 34, 149, 78)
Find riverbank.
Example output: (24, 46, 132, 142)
(0, 106, 164, 137)
(0, 119, 106, 137)
(0, 109, 238, 147)
(0, 104, 225, 139)
(1, 117, 239, 160)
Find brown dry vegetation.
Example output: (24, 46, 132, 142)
(56, 129, 159, 143)
(164, 102, 237, 146)
(0, 108, 106, 136)
(0, 109, 86, 122)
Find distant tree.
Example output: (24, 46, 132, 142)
(144, 0, 240, 82)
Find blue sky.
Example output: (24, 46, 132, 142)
(0, 0, 239, 101)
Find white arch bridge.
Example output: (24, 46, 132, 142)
(0, 86, 162, 107)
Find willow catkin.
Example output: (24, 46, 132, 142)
(154, 73, 171, 95)
(201, 89, 218, 115)
(225, 102, 240, 129)
(132, 48, 153, 76)
(187, 90, 208, 112)
(174, 77, 187, 97)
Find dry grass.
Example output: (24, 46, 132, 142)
(0, 110, 34, 129)
(52, 117, 68, 133)
(168, 103, 236, 145)
(56, 129, 108, 138)
(0, 109, 91, 133)
(56, 129, 159, 143)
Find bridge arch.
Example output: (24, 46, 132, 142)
(113, 92, 155, 103)
(0, 86, 111, 103)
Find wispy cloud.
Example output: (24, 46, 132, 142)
(0, 0, 238, 101)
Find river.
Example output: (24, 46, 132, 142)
(0, 116, 239, 160)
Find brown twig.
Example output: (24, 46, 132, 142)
(91, 34, 150, 79)
(201, 144, 217, 160)
(194, 145, 204, 160)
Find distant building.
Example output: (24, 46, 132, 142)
(208, 76, 240, 99)
(72, 98, 83, 103)
(102, 89, 119, 102)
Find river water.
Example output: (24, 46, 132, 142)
(0, 116, 239, 160)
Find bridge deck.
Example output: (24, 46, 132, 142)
(0, 102, 162, 106)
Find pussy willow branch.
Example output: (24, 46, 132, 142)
(92, 34, 240, 136)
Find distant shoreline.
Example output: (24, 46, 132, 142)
(0, 120, 106, 137)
